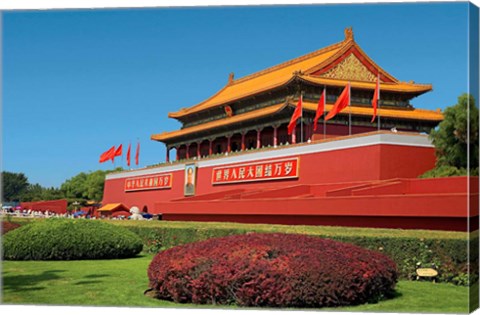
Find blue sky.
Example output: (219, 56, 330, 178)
(1, 2, 472, 188)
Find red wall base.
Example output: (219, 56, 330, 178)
(156, 177, 478, 232)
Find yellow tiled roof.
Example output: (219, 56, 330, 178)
(152, 103, 287, 142)
(300, 102, 444, 121)
(169, 36, 432, 119)
(152, 102, 443, 142)
(169, 40, 345, 119)
(301, 76, 432, 93)
(98, 203, 129, 212)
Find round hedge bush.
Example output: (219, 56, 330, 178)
(2, 219, 143, 260)
(147, 233, 397, 307)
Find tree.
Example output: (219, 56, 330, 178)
(2, 171, 29, 202)
(84, 170, 108, 201)
(421, 93, 479, 177)
(21, 183, 45, 202)
(60, 168, 122, 203)
(60, 172, 88, 200)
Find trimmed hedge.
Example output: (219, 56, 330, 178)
(2, 219, 143, 260)
(148, 233, 398, 307)
(115, 221, 476, 286)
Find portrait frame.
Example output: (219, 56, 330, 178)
(184, 163, 197, 196)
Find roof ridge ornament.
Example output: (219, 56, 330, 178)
(292, 70, 304, 76)
(228, 72, 235, 85)
(344, 27, 354, 41)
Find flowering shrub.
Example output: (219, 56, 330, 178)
(3, 219, 143, 260)
(147, 233, 397, 307)
(1, 221, 21, 235)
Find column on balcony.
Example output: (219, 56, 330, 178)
(256, 128, 262, 149)
(227, 135, 232, 153)
(196, 141, 201, 158)
(241, 131, 246, 151)
(208, 138, 213, 156)
(273, 124, 280, 147)
(175, 146, 179, 161)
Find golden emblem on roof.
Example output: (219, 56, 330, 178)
(344, 27, 354, 41)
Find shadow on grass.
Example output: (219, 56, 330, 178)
(2, 270, 65, 293)
(73, 273, 111, 285)
(83, 274, 110, 279)
(74, 280, 103, 285)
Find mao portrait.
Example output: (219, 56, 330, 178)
(184, 164, 196, 196)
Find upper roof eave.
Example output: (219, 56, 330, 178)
(300, 75, 433, 94)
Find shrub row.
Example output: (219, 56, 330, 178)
(3, 219, 143, 260)
(148, 233, 398, 307)
(117, 221, 477, 286)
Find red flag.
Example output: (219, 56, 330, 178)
(126, 143, 131, 167)
(371, 74, 380, 123)
(135, 142, 140, 166)
(324, 83, 350, 121)
(287, 94, 303, 135)
(99, 146, 115, 163)
(313, 87, 326, 132)
(114, 144, 122, 157)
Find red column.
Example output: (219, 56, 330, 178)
(273, 126, 278, 147)
(256, 129, 261, 149)
(209, 140, 213, 156)
(197, 142, 201, 158)
(227, 136, 231, 153)
(241, 133, 246, 151)
(186, 144, 190, 159)
(166, 147, 170, 163)
(176, 147, 179, 161)
(292, 126, 296, 144)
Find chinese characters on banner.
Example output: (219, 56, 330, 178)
(124, 173, 173, 192)
(212, 158, 299, 185)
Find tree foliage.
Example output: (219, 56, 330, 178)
(2, 171, 29, 202)
(422, 93, 479, 177)
(2, 168, 122, 204)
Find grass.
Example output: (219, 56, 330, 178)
(1, 254, 471, 313)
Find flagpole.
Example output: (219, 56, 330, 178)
(323, 86, 326, 140)
(348, 83, 352, 136)
(377, 73, 381, 131)
(300, 91, 303, 143)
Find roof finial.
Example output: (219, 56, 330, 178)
(344, 27, 354, 41)
(228, 72, 235, 84)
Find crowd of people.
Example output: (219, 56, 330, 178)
(0, 207, 155, 221)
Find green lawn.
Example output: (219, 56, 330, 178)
(1, 255, 471, 313)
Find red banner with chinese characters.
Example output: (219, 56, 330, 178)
(125, 173, 173, 192)
(212, 158, 299, 185)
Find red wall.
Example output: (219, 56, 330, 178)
(20, 199, 68, 214)
(103, 142, 435, 213)
(157, 177, 478, 231)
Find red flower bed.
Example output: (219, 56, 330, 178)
(1, 221, 21, 235)
(147, 233, 398, 307)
